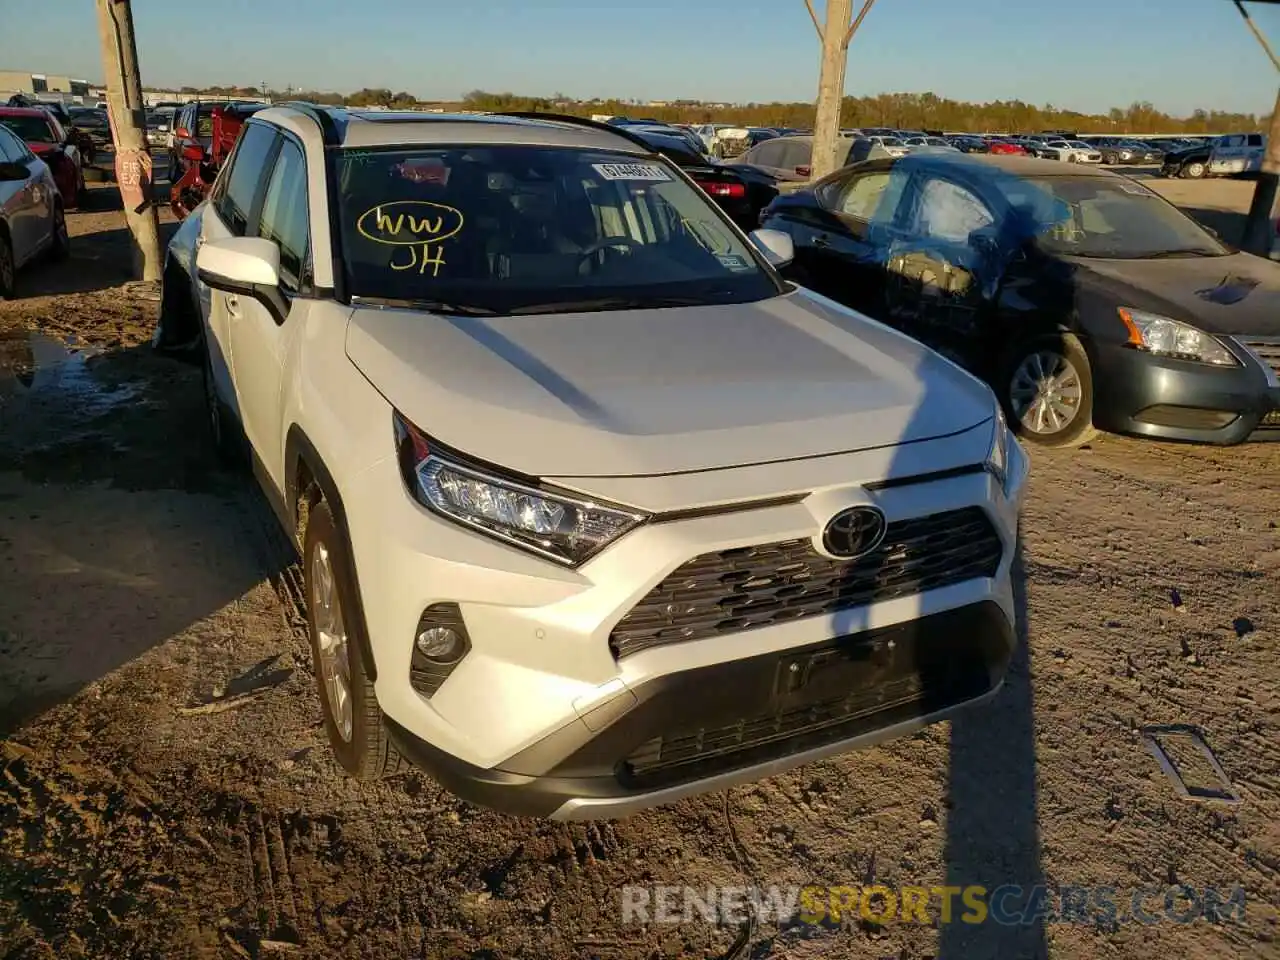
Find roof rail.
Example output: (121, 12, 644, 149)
(277, 100, 343, 146)
(490, 111, 654, 153)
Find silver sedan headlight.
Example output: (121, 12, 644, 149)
(393, 412, 647, 566)
(1118, 308, 1239, 366)
(984, 404, 1014, 493)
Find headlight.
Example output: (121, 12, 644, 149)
(1117, 308, 1239, 366)
(393, 413, 647, 567)
(984, 403, 1012, 493)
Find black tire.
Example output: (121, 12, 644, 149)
(48, 202, 70, 262)
(0, 229, 14, 301)
(998, 332, 1099, 448)
(1181, 161, 1207, 180)
(75, 170, 88, 208)
(200, 333, 247, 466)
(303, 499, 402, 780)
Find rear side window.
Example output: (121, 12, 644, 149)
(217, 122, 278, 236)
(0, 127, 22, 162)
(256, 140, 310, 290)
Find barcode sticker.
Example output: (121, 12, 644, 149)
(593, 163, 672, 182)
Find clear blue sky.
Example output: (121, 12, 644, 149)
(3, 0, 1278, 115)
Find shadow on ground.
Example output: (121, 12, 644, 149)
(942, 543, 1047, 959)
(0, 331, 285, 737)
(18, 183, 178, 298)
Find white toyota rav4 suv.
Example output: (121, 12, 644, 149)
(159, 104, 1030, 820)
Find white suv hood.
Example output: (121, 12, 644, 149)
(345, 290, 994, 478)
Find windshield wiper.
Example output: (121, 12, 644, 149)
(1139, 249, 1218, 259)
(507, 295, 709, 316)
(350, 296, 498, 316)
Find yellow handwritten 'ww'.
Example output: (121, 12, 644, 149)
(357, 200, 464, 246)
(376, 207, 443, 238)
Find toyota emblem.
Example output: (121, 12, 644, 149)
(822, 506, 888, 560)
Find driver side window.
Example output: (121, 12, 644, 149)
(905, 177, 994, 243)
(255, 139, 310, 292)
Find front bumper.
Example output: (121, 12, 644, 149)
(386, 600, 1015, 819)
(1090, 338, 1280, 444)
(343, 423, 1027, 816)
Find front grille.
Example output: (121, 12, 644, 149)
(1241, 339, 1280, 378)
(609, 507, 1002, 658)
(618, 622, 996, 789)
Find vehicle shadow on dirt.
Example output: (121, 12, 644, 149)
(18, 185, 179, 299)
(0, 336, 288, 737)
(940, 543, 1047, 958)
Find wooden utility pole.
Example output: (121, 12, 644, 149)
(805, 0, 877, 180)
(1233, 0, 1280, 255)
(94, 0, 162, 282)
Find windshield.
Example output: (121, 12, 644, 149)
(69, 111, 107, 129)
(995, 175, 1228, 259)
(0, 114, 55, 142)
(335, 146, 781, 314)
(1068, 141, 1093, 150)
(877, 137, 904, 146)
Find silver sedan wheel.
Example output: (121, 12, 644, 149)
(310, 542, 353, 741)
(1009, 350, 1084, 436)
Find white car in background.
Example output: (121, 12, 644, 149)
(1038, 140, 1103, 164)
(160, 105, 1029, 820)
(0, 122, 69, 299)
(691, 123, 735, 154)
(902, 136, 961, 154)
(866, 135, 910, 158)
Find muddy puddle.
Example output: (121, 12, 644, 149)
(0, 328, 144, 465)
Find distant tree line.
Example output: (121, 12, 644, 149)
(153, 85, 1264, 133)
(167, 85, 420, 108)
(459, 90, 1263, 134)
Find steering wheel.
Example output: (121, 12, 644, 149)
(577, 237, 635, 272)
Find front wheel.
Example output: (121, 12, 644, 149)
(1181, 161, 1207, 179)
(304, 499, 402, 780)
(1000, 333, 1098, 448)
(48, 203, 70, 262)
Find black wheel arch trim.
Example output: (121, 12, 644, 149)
(285, 424, 379, 681)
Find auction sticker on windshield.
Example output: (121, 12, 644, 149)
(593, 163, 672, 182)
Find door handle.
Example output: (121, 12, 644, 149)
(225, 294, 240, 317)
(812, 233, 831, 248)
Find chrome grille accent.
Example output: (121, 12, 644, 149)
(609, 507, 1002, 659)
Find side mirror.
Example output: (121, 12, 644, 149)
(197, 237, 288, 323)
(749, 228, 795, 269)
(174, 125, 191, 140)
(0, 161, 28, 182)
(794, 165, 812, 178)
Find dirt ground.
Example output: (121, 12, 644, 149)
(0, 174, 1278, 960)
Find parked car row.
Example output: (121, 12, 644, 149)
(0, 106, 87, 208)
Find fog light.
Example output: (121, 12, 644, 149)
(416, 625, 464, 662)
(410, 603, 471, 698)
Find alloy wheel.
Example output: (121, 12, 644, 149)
(1009, 350, 1084, 436)
(311, 542, 354, 742)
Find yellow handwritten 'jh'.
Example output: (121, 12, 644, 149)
(390, 244, 447, 277)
